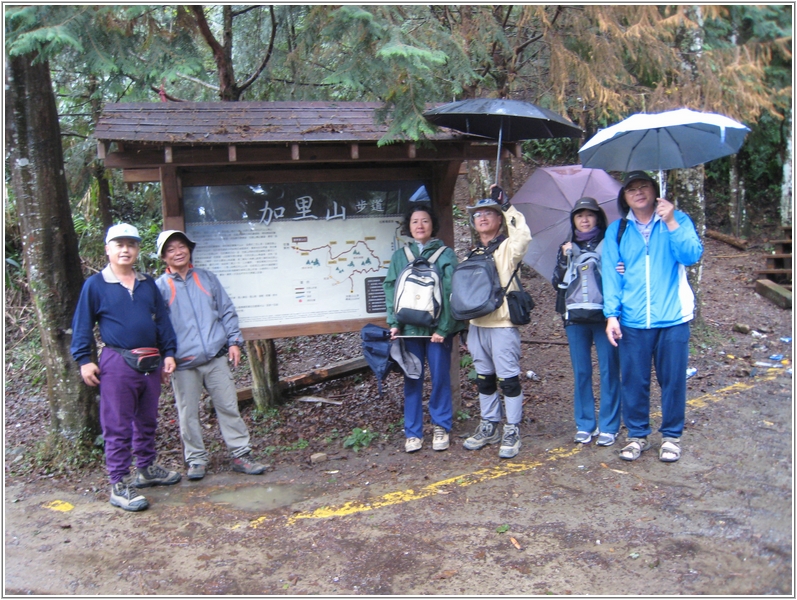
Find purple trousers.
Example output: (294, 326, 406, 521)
(98, 349, 161, 483)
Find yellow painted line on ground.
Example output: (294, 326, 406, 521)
(262, 446, 583, 528)
(264, 369, 786, 529)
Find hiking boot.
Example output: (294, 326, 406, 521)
(187, 464, 206, 480)
(232, 455, 267, 475)
(498, 424, 521, 459)
(463, 420, 501, 450)
(109, 481, 149, 512)
(132, 463, 182, 488)
(432, 426, 449, 451)
(405, 437, 423, 453)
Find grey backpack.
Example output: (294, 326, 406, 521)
(450, 246, 505, 321)
(558, 241, 604, 322)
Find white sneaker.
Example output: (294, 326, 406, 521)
(432, 426, 449, 451)
(405, 437, 423, 453)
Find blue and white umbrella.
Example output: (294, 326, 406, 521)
(579, 108, 750, 194)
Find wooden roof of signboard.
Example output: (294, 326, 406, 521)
(95, 101, 472, 145)
(95, 101, 505, 174)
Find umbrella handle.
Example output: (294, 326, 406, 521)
(657, 169, 667, 198)
(495, 118, 503, 186)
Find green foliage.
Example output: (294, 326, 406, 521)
(459, 354, 473, 368)
(496, 524, 510, 534)
(522, 138, 581, 165)
(455, 410, 470, 421)
(343, 427, 378, 452)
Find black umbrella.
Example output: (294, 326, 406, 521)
(423, 99, 582, 184)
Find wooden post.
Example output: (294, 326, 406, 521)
(433, 160, 464, 414)
(159, 166, 184, 231)
(246, 339, 282, 409)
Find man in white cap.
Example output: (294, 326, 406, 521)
(459, 186, 532, 459)
(71, 223, 180, 512)
(155, 229, 266, 480)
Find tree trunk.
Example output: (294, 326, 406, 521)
(728, 154, 741, 237)
(246, 339, 282, 409)
(781, 110, 793, 226)
(671, 165, 705, 323)
(89, 76, 113, 229)
(6, 52, 100, 440)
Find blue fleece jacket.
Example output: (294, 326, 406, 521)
(70, 266, 177, 365)
(602, 210, 703, 329)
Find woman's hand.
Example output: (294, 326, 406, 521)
(561, 242, 572, 255)
(431, 332, 445, 343)
(389, 327, 401, 340)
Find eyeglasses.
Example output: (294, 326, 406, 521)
(472, 211, 498, 219)
(625, 182, 653, 193)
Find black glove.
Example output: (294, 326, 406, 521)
(491, 185, 511, 210)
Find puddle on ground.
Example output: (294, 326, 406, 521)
(208, 483, 313, 512)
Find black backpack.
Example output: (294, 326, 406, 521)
(393, 245, 446, 328)
(450, 241, 505, 321)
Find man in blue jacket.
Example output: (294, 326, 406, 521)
(71, 224, 180, 512)
(602, 171, 703, 464)
(156, 230, 266, 480)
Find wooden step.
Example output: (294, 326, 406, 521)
(755, 279, 792, 309)
(757, 268, 793, 276)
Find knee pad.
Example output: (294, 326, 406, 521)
(498, 375, 522, 398)
(476, 373, 497, 396)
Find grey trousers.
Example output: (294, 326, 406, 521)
(172, 356, 251, 465)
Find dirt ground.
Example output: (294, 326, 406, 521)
(4, 181, 794, 595)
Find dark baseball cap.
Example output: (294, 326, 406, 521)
(622, 170, 655, 187)
(571, 197, 601, 214)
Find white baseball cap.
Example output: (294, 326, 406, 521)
(105, 223, 141, 244)
(156, 230, 197, 258)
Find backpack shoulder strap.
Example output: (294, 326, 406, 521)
(403, 245, 414, 262)
(616, 218, 629, 245)
(428, 246, 447, 264)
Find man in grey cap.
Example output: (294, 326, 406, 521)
(155, 229, 266, 480)
(602, 171, 702, 464)
(459, 186, 532, 459)
(71, 223, 180, 512)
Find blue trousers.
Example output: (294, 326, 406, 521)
(619, 322, 690, 439)
(565, 322, 621, 435)
(403, 336, 453, 439)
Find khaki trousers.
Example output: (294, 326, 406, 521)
(172, 356, 251, 466)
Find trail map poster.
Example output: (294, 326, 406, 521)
(183, 180, 430, 329)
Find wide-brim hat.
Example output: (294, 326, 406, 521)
(157, 230, 197, 258)
(466, 197, 503, 217)
(105, 223, 141, 244)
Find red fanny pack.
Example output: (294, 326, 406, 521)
(109, 347, 161, 373)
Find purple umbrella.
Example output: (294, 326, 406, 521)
(512, 165, 623, 279)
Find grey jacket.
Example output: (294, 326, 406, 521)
(156, 267, 244, 370)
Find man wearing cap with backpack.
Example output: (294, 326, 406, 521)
(458, 185, 532, 459)
(71, 224, 180, 512)
(155, 230, 267, 480)
(602, 171, 703, 464)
